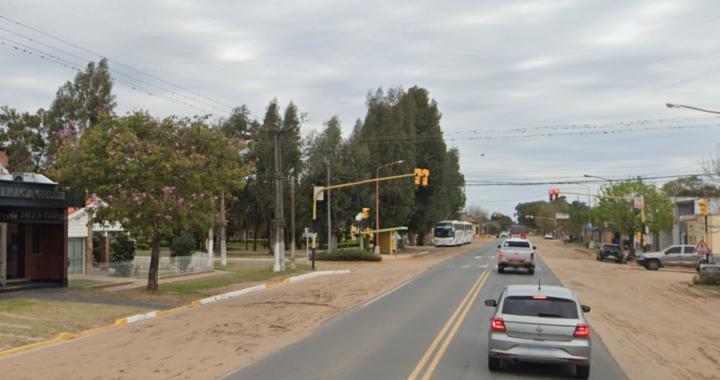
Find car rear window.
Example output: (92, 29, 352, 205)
(502, 296, 579, 319)
(503, 241, 531, 248)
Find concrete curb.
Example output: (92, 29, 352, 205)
(0, 269, 355, 359)
(384, 251, 430, 261)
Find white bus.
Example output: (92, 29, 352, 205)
(463, 222, 475, 244)
(434, 220, 465, 247)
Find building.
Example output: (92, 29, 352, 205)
(0, 149, 82, 288)
(67, 201, 125, 274)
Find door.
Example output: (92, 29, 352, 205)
(682, 245, 700, 267)
(0, 223, 7, 287)
(663, 246, 683, 266)
(68, 238, 85, 275)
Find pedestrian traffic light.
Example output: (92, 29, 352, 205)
(362, 208, 370, 219)
(422, 169, 429, 186)
(415, 168, 422, 185)
(698, 199, 708, 216)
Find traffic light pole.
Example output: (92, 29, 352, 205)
(312, 171, 427, 269)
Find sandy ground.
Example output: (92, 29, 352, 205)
(0, 240, 488, 380)
(533, 237, 720, 380)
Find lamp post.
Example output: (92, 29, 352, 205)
(376, 160, 404, 253)
(665, 103, 720, 115)
(584, 174, 613, 182)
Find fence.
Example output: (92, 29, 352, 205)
(68, 252, 212, 287)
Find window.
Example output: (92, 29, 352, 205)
(665, 247, 681, 254)
(32, 224, 41, 254)
(683, 246, 696, 254)
(502, 296, 579, 319)
(503, 241, 531, 248)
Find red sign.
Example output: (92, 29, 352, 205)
(694, 240, 712, 254)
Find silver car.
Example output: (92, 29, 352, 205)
(485, 285, 592, 379)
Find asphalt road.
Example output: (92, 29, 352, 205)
(221, 239, 629, 380)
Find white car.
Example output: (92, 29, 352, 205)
(544, 233, 554, 240)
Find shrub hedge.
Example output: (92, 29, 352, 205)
(315, 249, 382, 262)
(694, 273, 720, 285)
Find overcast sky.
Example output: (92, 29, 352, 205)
(2, 0, 720, 220)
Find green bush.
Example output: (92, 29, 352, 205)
(694, 274, 720, 285)
(137, 243, 151, 250)
(110, 233, 136, 262)
(338, 242, 360, 249)
(171, 233, 196, 271)
(315, 249, 382, 262)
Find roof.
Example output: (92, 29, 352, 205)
(504, 285, 576, 299)
(372, 227, 408, 234)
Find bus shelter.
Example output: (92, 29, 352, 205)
(373, 227, 408, 254)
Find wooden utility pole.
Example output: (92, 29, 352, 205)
(264, 127, 295, 272)
(291, 175, 296, 269)
(327, 164, 332, 253)
(220, 191, 226, 266)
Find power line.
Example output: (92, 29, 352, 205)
(463, 173, 713, 186)
(0, 39, 214, 114)
(0, 14, 234, 111)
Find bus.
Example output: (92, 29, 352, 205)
(509, 224, 529, 239)
(463, 222, 475, 244)
(434, 220, 465, 247)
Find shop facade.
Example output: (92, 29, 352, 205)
(0, 181, 81, 288)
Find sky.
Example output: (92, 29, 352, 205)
(1, 0, 720, 221)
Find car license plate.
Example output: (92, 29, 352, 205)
(607, 255, 615, 259)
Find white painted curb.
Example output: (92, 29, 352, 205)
(126, 311, 158, 324)
(199, 284, 267, 305)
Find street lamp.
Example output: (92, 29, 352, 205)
(665, 103, 720, 115)
(571, 184, 593, 243)
(376, 160, 404, 253)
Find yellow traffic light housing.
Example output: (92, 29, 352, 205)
(414, 168, 422, 185)
(422, 169, 429, 186)
(498, 213, 503, 218)
(698, 199, 708, 216)
(362, 208, 370, 219)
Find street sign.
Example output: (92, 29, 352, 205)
(680, 215, 698, 222)
(302, 232, 316, 238)
(314, 186, 324, 201)
(634, 197, 644, 209)
(392, 232, 402, 240)
(556, 213, 570, 220)
(695, 240, 712, 254)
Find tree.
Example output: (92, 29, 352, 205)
(662, 175, 720, 198)
(0, 106, 49, 172)
(50, 110, 250, 290)
(593, 178, 674, 256)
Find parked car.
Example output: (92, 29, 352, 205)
(596, 243, 623, 263)
(636, 245, 719, 270)
(544, 233, 554, 240)
(485, 284, 592, 379)
(500, 232, 509, 238)
(497, 238, 536, 275)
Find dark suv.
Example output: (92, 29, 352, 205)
(596, 244, 623, 263)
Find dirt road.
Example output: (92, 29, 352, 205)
(533, 238, 720, 380)
(0, 241, 486, 380)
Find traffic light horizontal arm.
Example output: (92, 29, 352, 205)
(559, 191, 633, 201)
(313, 173, 417, 220)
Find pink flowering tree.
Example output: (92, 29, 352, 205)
(50, 111, 250, 290)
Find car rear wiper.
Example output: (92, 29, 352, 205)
(537, 313, 563, 318)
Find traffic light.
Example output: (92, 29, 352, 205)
(362, 208, 370, 219)
(698, 199, 708, 216)
(415, 168, 422, 185)
(549, 189, 560, 201)
(422, 169, 429, 186)
(498, 213, 503, 218)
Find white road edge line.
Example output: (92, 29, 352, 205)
(360, 277, 416, 309)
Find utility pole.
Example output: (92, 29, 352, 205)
(264, 126, 295, 272)
(327, 164, 332, 253)
(208, 196, 214, 268)
(220, 191, 226, 267)
(291, 175, 296, 269)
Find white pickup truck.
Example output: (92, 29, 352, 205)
(496, 238, 536, 275)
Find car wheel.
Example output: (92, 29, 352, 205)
(645, 260, 660, 271)
(596, 254, 600, 261)
(497, 266, 504, 274)
(616, 258, 623, 264)
(488, 356, 501, 371)
(528, 267, 535, 275)
(575, 365, 590, 379)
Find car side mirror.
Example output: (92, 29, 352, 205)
(581, 305, 591, 313)
(497, 245, 501, 249)
(533, 246, 537, 250)
(484, 299, 497, 307)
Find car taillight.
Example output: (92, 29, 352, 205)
(530, 253, 535, 261)
(499, 252, 504, 258)
(532, 296, 547, 300)
(491, 318, 506, 332)
(574, 323, 590, 338)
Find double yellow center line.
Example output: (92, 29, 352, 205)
(406, 267, 492, 380)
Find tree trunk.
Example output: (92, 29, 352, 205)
(253, 224, 258, 251)
(146, 234, 161, 291)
